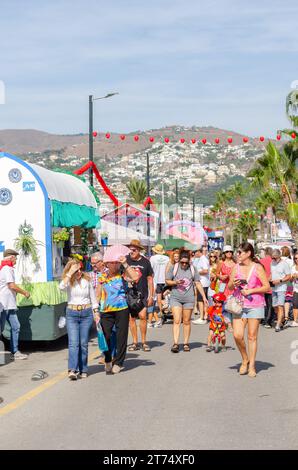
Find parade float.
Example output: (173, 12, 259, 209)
(0, 152, 99, 341)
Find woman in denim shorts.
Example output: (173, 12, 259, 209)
(228, 243, 270, 378)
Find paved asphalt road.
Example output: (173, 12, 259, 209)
(0, 320, 298, 450)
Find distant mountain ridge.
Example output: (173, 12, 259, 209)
(0, 125, 269, 157)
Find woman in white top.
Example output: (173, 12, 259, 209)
(59, 259, 99, 380)
(290, 254, 298, 327)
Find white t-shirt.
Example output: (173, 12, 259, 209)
(291, 265, 298, 293)
(0, 265, 17, 311)
(193, 255, 210, 288)
(150, 254, 170, 285)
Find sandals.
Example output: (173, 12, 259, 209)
(31, 370, 49, 381)
(183, 344, 190, 352)
(141, 343, 151, 352)
(128, 343, 139, 351)
(248, 368, 257, 378)
(239, 362, 249, 375)
(171, 344, 179, 353)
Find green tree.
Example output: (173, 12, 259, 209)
(235, 210, 259, 241)
(247, 141, 298, 243)
(126, 179, 147, 204)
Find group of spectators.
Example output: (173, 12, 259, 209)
(1, 239, 297, 380)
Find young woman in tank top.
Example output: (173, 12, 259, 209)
(228, 242, 270, 378)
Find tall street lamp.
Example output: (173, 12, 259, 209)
(89, 92, 119, 186)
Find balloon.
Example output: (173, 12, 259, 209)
(164, 137, 169, 143)
(180, 138, 185, 143)
(276, 134, 281, 141)
(202, 138, 207, 144)
(149, 137, 155, 142)
(291, 132, 296, 139)
(92, 131, 98, 137)
(227, 137, 233, 144)
(134, 135, 139, 141)
(191, 138, 196, 144)
(243, 137, 249, 143)
(215, 138, 220, 144)
(105, 133, 111, 139)
(120, 135, 125, 140)
(259, 136, 265, 142)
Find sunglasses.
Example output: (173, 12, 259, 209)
(210, 255, 216, 258)
(180, 261, 189, 265)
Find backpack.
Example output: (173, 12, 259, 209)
(173, 262, 196, 280)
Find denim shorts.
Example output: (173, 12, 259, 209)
(233, 307, 265, 320)
(272, 291, 286, 307)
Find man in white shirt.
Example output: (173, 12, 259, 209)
(0, 249, 30, 360)
(270, 249, 291, 332)
(192, 247, 210, 325)
(150, 244, 169, 327)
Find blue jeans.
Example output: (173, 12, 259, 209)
(66, 307, 93, 373)
(0, 309, 20, 354)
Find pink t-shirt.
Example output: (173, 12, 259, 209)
(236, 263, 265, 308)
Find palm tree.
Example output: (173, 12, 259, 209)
(248, 141, 298, 243)
(235, 210, 259, 241)
(126, 179, 147, 204)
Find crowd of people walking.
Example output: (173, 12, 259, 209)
(1, 239, 297, 380)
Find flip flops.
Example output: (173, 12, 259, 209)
(31, 370, 49, 381)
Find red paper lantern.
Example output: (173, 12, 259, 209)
(120, 134, 125, 140)
(92, 131, 98, 137)
(191, 138, 196, 144)
(291, 132, 296, 139)
(202, 138, 207, 144)
(164, 137, 170, 143)
(105, 132, 111, 139)
(149, 137, 155, 142)
(180, 138, 185, 143)
(243, 137, 249, 143)
(134, 135, 139, 142)
(259, 136, 265, 142)
(276, 134, 281, 141)
(227, 137, 233, 144)
(215, 138, 220, 144)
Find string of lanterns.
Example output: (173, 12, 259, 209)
(91, 131, 297, 144)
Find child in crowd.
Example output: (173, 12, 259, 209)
(206, 293, 227, 352)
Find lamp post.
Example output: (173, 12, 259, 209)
(146, 152, 150, 255)
(88, 92, 119, 186)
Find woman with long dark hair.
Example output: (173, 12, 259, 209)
(166, 249, 208, 353)
(228, 242, 269, 378)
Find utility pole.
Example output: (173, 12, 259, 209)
(88, 95, 93, 186)
(146, 152, 150, 255)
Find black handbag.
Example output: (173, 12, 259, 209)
(122, 278, 146, 317)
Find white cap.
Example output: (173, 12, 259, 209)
(223, 245, 233, 253)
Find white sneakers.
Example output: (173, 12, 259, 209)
(12, 351, 28, 360)
(192, 319, 207, 325)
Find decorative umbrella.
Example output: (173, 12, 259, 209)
(103, 244, 131, 262)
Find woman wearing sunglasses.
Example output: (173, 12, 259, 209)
(166, 249, 208, 353)
(60, 259, 99, 380)
(290, 254, 298, 327)
(228, 242, 270, 378)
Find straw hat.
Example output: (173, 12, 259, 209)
(152, 244, 165, 255)
(128, 239, 145, 251)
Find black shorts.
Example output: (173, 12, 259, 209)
(197, 287, 208, 302)
(155, 283, 166, 294)
(293, 292, 298, 309)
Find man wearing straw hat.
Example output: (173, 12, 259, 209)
(150, 244, 169, 327)
(126, 240, 154, 352)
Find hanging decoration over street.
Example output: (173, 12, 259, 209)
(89, 132, 290, 145)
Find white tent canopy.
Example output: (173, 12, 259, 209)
(31, 163, 97, 207)
(98, 219, 156, 246)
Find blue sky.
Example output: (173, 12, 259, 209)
(0, 0, 298, 137)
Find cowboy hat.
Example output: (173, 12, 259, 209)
(152, 244, 165, 255)
(128, 239, 145, 251)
